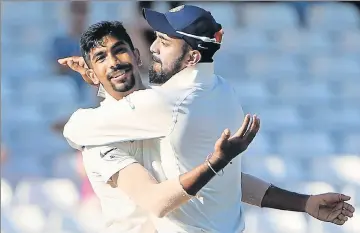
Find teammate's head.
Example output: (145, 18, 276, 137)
(80, 21, 142, 99)
(143, 5, 223, 84)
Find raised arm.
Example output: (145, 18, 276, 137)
(102, 114, 260, 218)
(63, 88, 174, 149)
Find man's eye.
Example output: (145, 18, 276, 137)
(96, 56, 105, 62)
(114, 48, 126, 54)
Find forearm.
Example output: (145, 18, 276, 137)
(241, 173, 271, 207)
(115, 154, 229, 218)
(150, 155, 229, 217)
(179, 154, 228, 196)
(260, 184, 310, 212)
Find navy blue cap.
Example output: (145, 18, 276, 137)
(142, 5, 223, 51)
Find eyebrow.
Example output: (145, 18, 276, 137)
(91, 41, 126, 61)
(111, 41, 126, 50)
(157, 33, 170, 42)
(92, 50, 105, 61)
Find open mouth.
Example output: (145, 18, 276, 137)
(110, 68, 132, 82)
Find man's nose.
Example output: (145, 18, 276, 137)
(109, 55, 120, 68)
(150, 40, 159, 55)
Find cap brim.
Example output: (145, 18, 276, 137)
(142, 8, 182, 38)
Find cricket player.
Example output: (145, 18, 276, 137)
(60, 5, 355, 233)
(60, 20, 261, 233)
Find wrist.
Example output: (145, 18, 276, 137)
(207, 152, 229, 172)
(261, 185, 311, 212)
(304, 195, 313, 213)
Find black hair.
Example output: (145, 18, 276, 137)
(80, 21, 135, 67)
(181, 17, 222, 63)
(197, 43, 220, 63)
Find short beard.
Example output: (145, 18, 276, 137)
(111, 73, 136, 93)
(149, 44, 189, 85)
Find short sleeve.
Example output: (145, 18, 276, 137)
(97, 146, 138, 183)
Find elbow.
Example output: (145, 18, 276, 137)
(63, 122, 84, 150)
(63, 109, 88, 142)
(63, 118, 76, 142)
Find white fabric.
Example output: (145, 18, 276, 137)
(82, 144, 152, 233)
(81, 95, 152, 233)
(64, 63, 246, 233)
(241, 173, 270, 207)
(95, 146, 139, 183)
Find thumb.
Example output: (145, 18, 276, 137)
(214, 129, 231, 150)
(222, 128, 231, 140)
(325, 193, 351, 203)
(339, 194, 351, 201)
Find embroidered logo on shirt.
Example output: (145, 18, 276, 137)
(99, 148, 116, 160)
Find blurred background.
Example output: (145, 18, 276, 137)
(1, 1, 360, 233)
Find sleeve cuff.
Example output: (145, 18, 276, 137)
(101, 158, 138, 183)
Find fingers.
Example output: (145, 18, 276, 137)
(331, 202, 355, 225)
(342, 209, 354, 218)
(57, 57, 95, 85)
(343, 202, 355, 214)
(57, 56, 88, 70)
(243, 115, 260, 144)
(58, 58, 69, 65)
(68, 60, 80, 70)
(229, 114, 260, 144)
(67, 60, 78, 72)
(332, 218, 346, 225)
(217, 113, 259, 157)
(337, 214, 348, 222)
(58, 57, 79, 65)
(68, 60, 87, 74)
(231, 114, 251, 139)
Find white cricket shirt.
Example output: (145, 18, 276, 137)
(64, 63, 246, 233)
(80, 95, 154, 233)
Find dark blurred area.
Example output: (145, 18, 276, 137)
(1, 1, 359, 233)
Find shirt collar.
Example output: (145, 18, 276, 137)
(161, 63, 216, 89)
